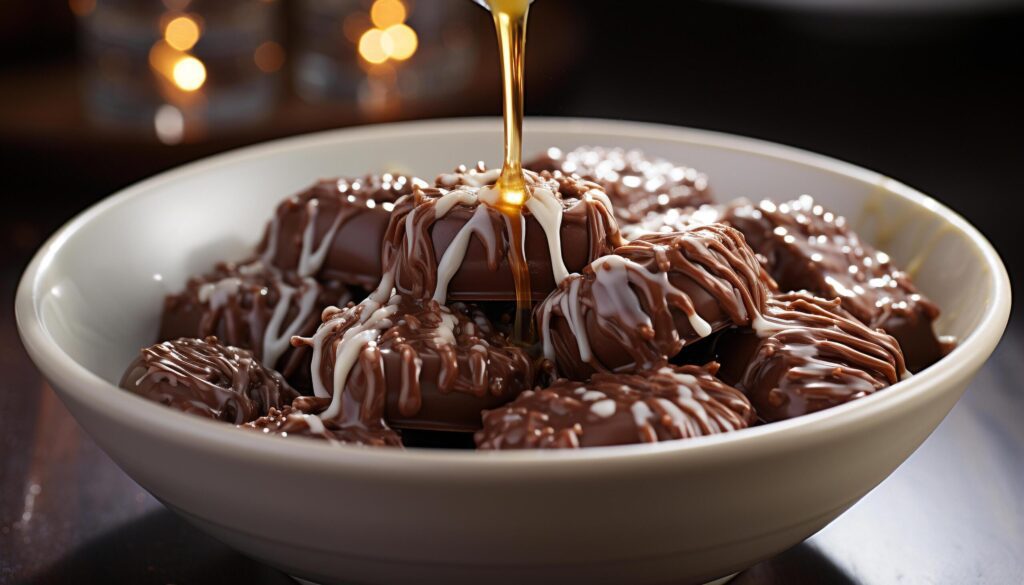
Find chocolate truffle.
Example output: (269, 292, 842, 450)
(723, 195, 949, 371)
(384, 167, 623, 303)
(292, 295, 535, 432)
(475, 364, 755, 449)
(242, 396, 402, 447)
(159, 260, 360, 393)
(120, 336, 297, 424)
(536, 224, 774, 379)
(526, 146, 713, 225)
(258, 173, 427, 289)
(715, 292, 907, 422)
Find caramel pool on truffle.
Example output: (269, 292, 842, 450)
(475, 363, 755, 449)
(120, 336, 297, 424)
(536, 224, 774, 379)
(714, 292, 907, 422)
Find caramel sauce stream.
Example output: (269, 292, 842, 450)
(487, 0, 533, 342)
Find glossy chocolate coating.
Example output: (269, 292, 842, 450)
(242, 396, 402, 446)
(723, 195, 947, 371)
(258, 174, 425, 288)
(384, 167, 622, 302)
(537, 224, 774, 379)
(159, 261, 360, 393)
(476, 363, 754, 449)
(715, 292, 907, 422)
(293, 298, 535, 432)
(120, 337, 297, 424)
(526, 146, 714, 225)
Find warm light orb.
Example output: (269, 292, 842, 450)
(172, 56, 207, 91)
(385, 23, 417, 61)
(164, 15, 201, 51)
(358, 28, 390, 64)
(370, 0, 407, 28)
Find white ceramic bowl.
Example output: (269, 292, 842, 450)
(16, 118, 1011, 585)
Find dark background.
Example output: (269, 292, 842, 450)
(2, 1, 1022, 584)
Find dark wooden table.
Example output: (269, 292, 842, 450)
(2, 257, 1022, 584)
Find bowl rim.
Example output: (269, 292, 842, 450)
(15, 116, 1012, 473)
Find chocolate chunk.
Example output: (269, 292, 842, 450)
(159, 260, 361, 393)
(292, 297, 535, 433)
(526, 146, 713, 225)
(242, 396, 402, 447)
(386, 167, 622, 302)
(715, 292, 907, 422)
(723, 195, 948, 371)
(258, 174, 426, 289)
(120, 337, 297, 424)
(536, 224, 774, 379)
(476, 364, 755, 449)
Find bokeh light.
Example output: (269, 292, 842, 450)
(164, 15, 201, 51)
(370, 0, 406, 28)
(172, 56, 206, 91)
(359, 29, 390, 65)
(385, 23, 417, 61)
(357, 1, 418, 65)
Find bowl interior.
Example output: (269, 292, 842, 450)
(30, 118, 996, 392)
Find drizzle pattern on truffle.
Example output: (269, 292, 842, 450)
(537, 224, 774, 379)
(718, 292, 907, 422)
(476, 364, 754, 449)
(724, 195, 947, 371)
(120, 337, 297, 424)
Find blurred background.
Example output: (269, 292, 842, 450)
(1, 0, 1021, 287)
(2, 1, 1023, 583)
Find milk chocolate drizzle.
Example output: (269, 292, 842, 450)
(292, 168, 590, 433)
(476, 363, 754, 449)
(721, 292, 907, 422)
(723, 195, 948, 371)
(120, 337, 296, 424)
(538, 224, 773, 378)
(161, 174, 419, 389)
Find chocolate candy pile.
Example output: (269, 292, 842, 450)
(121, 147, 950, 449)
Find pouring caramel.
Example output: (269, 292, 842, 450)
(481, 0, 533, 341)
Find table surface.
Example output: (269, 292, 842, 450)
(2, 259, 1022, 584)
